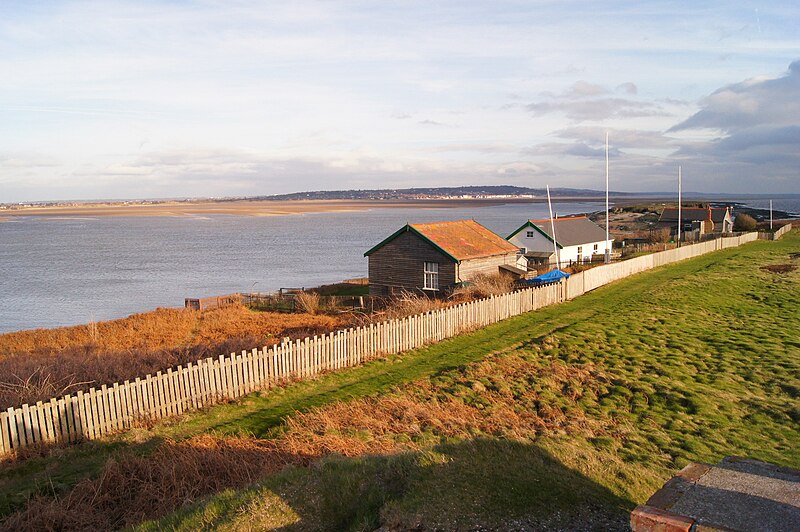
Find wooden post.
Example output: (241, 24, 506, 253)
(212, 356, 223, 401)
(0, 410, 9, 455)
(240, 350, 251, 394)
(35, 401, 47, 443)
(142, 375, 154, 423)
(121, 381, 133, 428)
(89, 388, 102, 439)
(70, 394, 83, 441)
(6, 408, 18, 452)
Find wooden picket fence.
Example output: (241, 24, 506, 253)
(0, 232, 766, 457)
(759, 223, 793, 241)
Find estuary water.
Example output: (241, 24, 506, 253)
(0, 201, 601, 333)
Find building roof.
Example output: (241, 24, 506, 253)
(659, 207, 730, 223)
(508, 216, 610, 248)
(525, 251, 556, 258)
(365, 219, 519, 262)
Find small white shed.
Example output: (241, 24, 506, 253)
(507, 216, 612, 268)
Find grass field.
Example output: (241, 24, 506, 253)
(1, 232, 798, 530)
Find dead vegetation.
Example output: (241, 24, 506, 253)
(449, 273, 515, 301)
(294, 291, 322, 315)
(0, 305, 348, 409)
(373, 291, 448, 321)
(0, 435, 315, 531)
(760, 264, 797, 274)
(647, 227, 672, 243)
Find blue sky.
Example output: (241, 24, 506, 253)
(1, 1, 799, 201)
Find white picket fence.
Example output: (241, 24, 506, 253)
(0, 232, 763, 457)
(759, 223, 793, 241)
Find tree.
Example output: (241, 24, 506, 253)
(648, 227, 671, 243)
(734, 213, 757, 231)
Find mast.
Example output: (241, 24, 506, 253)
(770, 200, 773, 230)
(546, 185, 559, 269)
(605, 131, 610, 263)
(677, 166, 682, 245)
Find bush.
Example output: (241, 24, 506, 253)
(734, 213, 757, 231)
(295, 291, 322, 315)
(648, 227, 671, 243)
(449, 273, 514, 301)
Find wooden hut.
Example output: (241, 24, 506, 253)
(365, 219, 525, 296)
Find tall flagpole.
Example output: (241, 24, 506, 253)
(547, 185, 559, 270)
(605, 132, 610, 263)
(677, 166, 682, 245)
(770, 200, 773, 230)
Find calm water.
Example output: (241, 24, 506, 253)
(731, 197, 800, 216)
(0, 202, 601, 333)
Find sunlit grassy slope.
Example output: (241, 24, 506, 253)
(144, 234, 800, 530)
(2, 232, 798, 530)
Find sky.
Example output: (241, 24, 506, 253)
(1, 1, 799, 202)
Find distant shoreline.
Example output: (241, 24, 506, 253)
(0, 197, 615, 219)
(4, 195, 791, 220)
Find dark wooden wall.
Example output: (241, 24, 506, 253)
(368, 230, 456, 295)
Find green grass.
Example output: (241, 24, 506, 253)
(313, 282, 370, 296)
(142, 440, 633, 531)
(2, 233, 799, 529)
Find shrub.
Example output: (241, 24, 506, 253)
(449, 273, 514, 301)
(648, 227, 671, 243)
(381, 292, 445, 320)
(295, 291, 322, 315)
(734, 213, 757, 231)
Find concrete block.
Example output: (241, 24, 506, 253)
(630, 505, 695, 532)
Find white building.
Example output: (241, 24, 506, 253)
(507, 216, 613, 269)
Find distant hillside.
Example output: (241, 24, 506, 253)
(247, 185, 635, 201)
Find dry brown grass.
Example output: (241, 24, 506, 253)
(295, 291, 322, 315)
(377, 291, 447, 321)
(0, 435, 315, 531)
(449, 273, 515, 301)
(280, 352, 615, 459)
(0, 308, 196, 356)
(761, 264, 797, 274)
(0, 305, 350, 409)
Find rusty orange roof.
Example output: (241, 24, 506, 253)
(409, 220, 519, 261)
(365, 219, 519, 262)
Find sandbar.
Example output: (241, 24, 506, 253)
(0, 197, 605, 219)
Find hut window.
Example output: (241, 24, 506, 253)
(526, 230, 535, 238)
(593, 244, 598, 252)
(423, 262, 439, 290)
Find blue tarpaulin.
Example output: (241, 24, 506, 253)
(520, 269, 570, 286)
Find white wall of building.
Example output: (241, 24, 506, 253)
(509, 228, 612, 265)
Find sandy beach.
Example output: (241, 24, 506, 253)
(0, 197, 583, 218)
(0, 195, 700, 220)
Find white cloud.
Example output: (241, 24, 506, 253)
(671, 60, 800, 132)
(1, 1, 800, 200)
